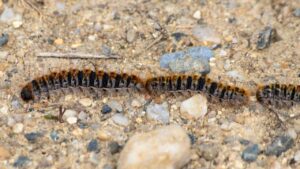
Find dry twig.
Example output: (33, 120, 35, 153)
(36, 52, 120, 59)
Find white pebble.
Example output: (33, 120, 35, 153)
(7, 117, 15, 126)
(112, 114, 129, 126)
(67, 117, 78, 124)
(63, 109, 77, 120)
(193, 10, 201, 19)
(78, 111, 88, 121)
(294, 150, 300, 162)
(180, 94, 208, 119)
(118, 125, 191, 169)
(286, 128, 297, 139)
(12, 20, 22, 28)
(0, 105, 8, 114)
(146, 102, 170, 124)
(12, 123, 24, 133)
(79, 98, 93, 107)
(226, 70, 244, 81)
(107, 101, 123, 112)
(131, 99, 142, 108)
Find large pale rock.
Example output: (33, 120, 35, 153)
(118, 125, 191, 169)
(180, 94, 208, 119)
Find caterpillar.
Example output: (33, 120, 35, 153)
(20, 69, 144, 102)
(145, 75, 249, 104)
(256, 84, 300, 106)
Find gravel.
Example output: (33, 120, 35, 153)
(87, 139, 100, 153)
(241, 144, 260, 162)
(0, 33, 8, 47)
(265, 135, 294, 156)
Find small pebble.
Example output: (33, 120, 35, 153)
(256, 26, 277, 50)
(112, 114, 129, 126)
(265, 135, 294, 156)
(0, 51, 8, 60)
(63, 109, 77, 119)
(126, 29, 136, 43)
(12, 20, 22, 28)
(87, 139, 100, 153)
(97, 130, 111, 141)
(193, 10, 201, 19)
(0, 146, 11, 160)
(180, 94, 208, 119)
(103, 164, 114, 169)
(7, 117, 15, 126)
(0, 105, 8, 114)
(11, 99, 21, 109)
(199, 143, 219, 161)
(146, 102, 170, 124)
(67, 116, 78, 124)
(0, 6, 19, 22)
(109, 141, 122, 154)
(294, 150, 300, 162)
(13, 156, 30, 167)
(241, 144, 260, 162)
(101, 104, 112, 114)
(13, 123, 24, 133)
(50, 130, 59, 141)
(239, 139, 251, 145)
(79, 98, 93, 107)
(192, 25, 221, 43)
(107, 100, 123, 112)
(226, 70, 244, 80)
(160, 47, 213, 73)
(78, 111, 88, 121)
(293, 8, 300, 17)
(0, 33, 8, 47)
(54, 38, 64, 45)
(118, 125, 191, 169)
(131, 99, 142, 108)
(188, 133, 197, 145)
(24, 132, 42, 143)
(101, 45, 112, 56)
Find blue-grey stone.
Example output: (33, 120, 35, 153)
(239, 138, 251, 145)
(188, 133, 197, 145)
(101, 104, 112, 114)
(24, 132, 42, 143)
(87, 139, 100, 152)
(13, 156, 30, 167)
(293, 8, 300, 17)
(0, 33, 9, 47)
(109, 141, 122, 154)
(265, 135, 294, 156)
(241, 144, 260, 162)
(50, 130, 59, 141)
(256, 26, 277, 50)
(159, 46, 213, 73)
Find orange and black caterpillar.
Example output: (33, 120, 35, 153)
(145, 75, 249, 104)
(20, 69, 143, 102)
(256, 84, 300, 106)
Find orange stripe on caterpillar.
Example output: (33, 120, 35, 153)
(20, 69, 144, 102)
(256, 84, 300, 106)
(145, 75, 249, 104)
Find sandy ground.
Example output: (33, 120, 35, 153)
(0, 0, 300, 168)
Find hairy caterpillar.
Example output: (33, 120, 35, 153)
(20, 69, 144, 102)
(256, 84, 300, 106)
(145, 75, 249, 104)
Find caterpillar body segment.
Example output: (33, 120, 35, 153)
(256, 84, 300, 106)
(145, 75, 249, 104)
(20, 69, 144, 102)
